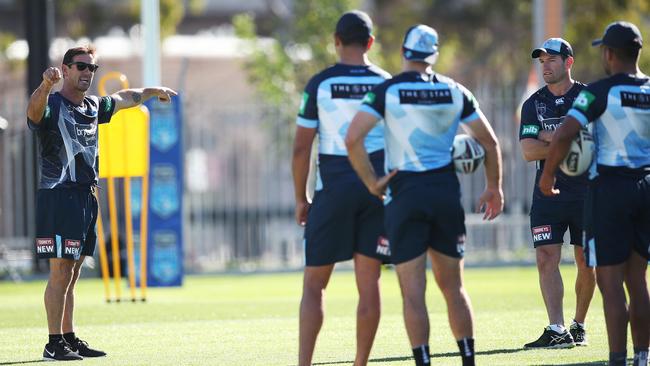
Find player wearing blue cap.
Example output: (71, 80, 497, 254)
(520, 37, 595, 349)
(346, 24, 503, 366)
(292, 10, 391, 366)
(540, 21, 649, 366)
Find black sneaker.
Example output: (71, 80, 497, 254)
(524, 327, 575, 349)
(67, 337, 106, 357)
(570, 323, 588, 346)
(43, 339, 83, 361)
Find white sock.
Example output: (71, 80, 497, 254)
(548, 324, 566, 333)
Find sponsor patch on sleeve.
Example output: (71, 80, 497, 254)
(532, 225, 552, 242)
(573, 90, 595, 112)
(298, 92, 309, 115)
(101, 96, 113, 113)
(362, 91, 376, 104)
(36, 238, 55, 254)
(521, 124, 540, 137)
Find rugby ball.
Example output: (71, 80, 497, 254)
(452, 134, 485, 174)
(559, 129, 595, 177)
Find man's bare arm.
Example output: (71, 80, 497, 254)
(111, 87, 178, 112)
(345, 111, 396, 198)
(27, 67, 61, 123)
(462, 111, 504, 220)
(539, 117, 582, 196)
(520, 138, 549, 161)
(292, 126, 317, 225)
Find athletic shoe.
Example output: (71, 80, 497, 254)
(524, 327, 575, 349)
(43, 339, 83, 361)
(570, 323, 588, 346)
(67, 337, 106, 357)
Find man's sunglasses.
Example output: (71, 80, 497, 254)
(66, 62, 99, 72)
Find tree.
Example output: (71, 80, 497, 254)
(565, 0, 650, 82)
(236, 0, 649, 118)
(127, 0, 205, 39)
(234, 0, 363, 120)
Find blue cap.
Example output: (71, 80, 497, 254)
(592, 21, 643, 49)
(402, 25, 439, 63)
(335, 10, 373, 40)
(531, 38, 574, 58)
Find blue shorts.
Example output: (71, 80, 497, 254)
(584, 170, 650, 267)
(303, 180, 388, 266)
(385, 165, 466, 264)
(35, 186, 98, 261)
(529, 199, 584, 247)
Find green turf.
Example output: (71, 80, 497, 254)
(0, 265, 631, 365)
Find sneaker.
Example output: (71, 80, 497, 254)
(67, 337, 106, 357)
(524, 327, 575, 349)
(43, 339, 83, 361)
(570, 323, 588, 346)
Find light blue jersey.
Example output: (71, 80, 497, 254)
(296, 63, 390, 190)
(568, 73, 650, 176)
(297, 63, 390, 155)
(361, 71, 481, 172)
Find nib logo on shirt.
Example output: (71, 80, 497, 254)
(532, 225, 552, 242)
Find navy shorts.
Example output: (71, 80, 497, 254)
(529, 199, 584, 247)
(35, 186, 98, 261)
(303, 180, 388, 266)
(584, 171, 650, 267)
(385, 166, 466, 264)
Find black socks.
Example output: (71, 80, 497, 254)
(457, 338, 475, 366)
(412, 344, 430, 366)
(63, 332, 76, 344)
(48, 334, 63, 344)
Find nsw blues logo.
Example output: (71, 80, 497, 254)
(150, 230, 181, 284)
(151, 164, 179, 219)
(150, 103, 178, 152)
(535, 101, 547, 120)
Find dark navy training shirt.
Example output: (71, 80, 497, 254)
(519, 82, 588, 201)
(28, 92, 115, 189)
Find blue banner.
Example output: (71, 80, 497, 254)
(143, 96, 184, 287)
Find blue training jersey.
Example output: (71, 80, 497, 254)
(360, 71, 480, 172)
(28, 92, 115, 189)
(296, 63, 391, 188)
(567, 73, 650, 177)
(519, 82, 588, 201)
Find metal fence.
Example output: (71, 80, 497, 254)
(1, 86, 548, 278)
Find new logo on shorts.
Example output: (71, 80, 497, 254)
(376, 236, 390, 256)
(36, 238, 55, 254)
(532, 225, 552, 242)
(64, 239, 81, 256)
(457, 234, 466, 255)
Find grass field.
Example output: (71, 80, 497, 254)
(0, 265, 634, 365)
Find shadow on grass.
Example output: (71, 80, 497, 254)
(310, 347, 527, 365)
(534, 362, 607, 366)
(0, 361, 45, 365)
